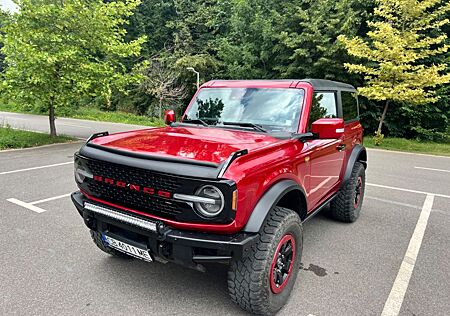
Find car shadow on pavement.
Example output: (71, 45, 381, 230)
(88, 208, 338, 316)
(97, 255, 250, 315)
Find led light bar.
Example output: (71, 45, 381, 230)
(84, 202, 157, 232)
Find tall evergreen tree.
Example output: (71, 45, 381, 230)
(274, 0, 372, 81)
(215, 0, 280, 79)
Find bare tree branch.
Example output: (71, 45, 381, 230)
(140, 56, 187, 118)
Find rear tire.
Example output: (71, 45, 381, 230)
(227, 206, 303, 315)
(330, 161, 365, 222)
(90, 230, 132, 259)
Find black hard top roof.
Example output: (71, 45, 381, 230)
(203, 79, 356, 91)
(299, 79, 356, 91)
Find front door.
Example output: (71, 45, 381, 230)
(305, 91, 345, 210)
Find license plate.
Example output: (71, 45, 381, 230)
(102, 234, 153, 262)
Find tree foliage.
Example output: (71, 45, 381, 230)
(0, 0, 449, 141)
(0, 0, 146, 135)
(274, 0, 371, 81)
(339, 0, 450, 136)
(0, 9, 9, 73)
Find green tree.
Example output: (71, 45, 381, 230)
(339, 0, 450, 136)
(140, 57, 187, 118)
(168, 0, 224, 86)
(0, 0, 146, 136)
(119, 0, 223, 111)
(0, 9, 9, 73)
(125, 0, 176, 57)
(274, 0, 371, 81)
(215, 0, 278, 79)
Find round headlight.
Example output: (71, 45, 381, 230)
(194, 185, 224, 217)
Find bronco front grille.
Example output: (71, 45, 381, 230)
(84, 159, 182, 219)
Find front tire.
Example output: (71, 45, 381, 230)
(228, 206, 303, 315)
(330, 161, 365, 222)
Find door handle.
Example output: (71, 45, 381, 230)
(337, 144, 346, 151)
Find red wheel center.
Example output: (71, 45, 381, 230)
(270, 234, 296, 294)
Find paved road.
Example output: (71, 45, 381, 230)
(0, 135, 449, 315)
(0, 111, 150, 139)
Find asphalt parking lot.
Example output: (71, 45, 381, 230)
(0, 142, 449, 316)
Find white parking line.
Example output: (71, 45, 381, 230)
(7, 198, 48, 213)
(366, 196, 448, 215)
(381, 194, 435, 316)
(0, 161, 72, 175)
(7, 193, 71, 213)
(367, 182, 450, 199)
(29, 193, 71, 205)
(414, 166, 450, 173)
(365, 196, 421, 210)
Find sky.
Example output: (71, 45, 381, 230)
(0, 0, 17, 12)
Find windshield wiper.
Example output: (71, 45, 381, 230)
(221, 121, 267, 133)
(182, 119, 209, 126)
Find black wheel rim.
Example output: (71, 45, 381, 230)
(354, 176, 363, 208)
(270, 234, 296, 294)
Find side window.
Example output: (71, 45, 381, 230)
(341, 91, 359, 121)
(308, 92, 337, 130)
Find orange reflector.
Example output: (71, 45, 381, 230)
(232, 190, 238, 210)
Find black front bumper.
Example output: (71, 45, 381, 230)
(71, 191, 258, 270)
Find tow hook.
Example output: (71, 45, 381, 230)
(156, 222, 169, 240)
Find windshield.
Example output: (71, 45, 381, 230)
(184, 88, 304, 133)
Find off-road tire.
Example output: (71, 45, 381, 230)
(90, 230, 132, 259)
(330, 161, 365, 222)
(228, 206, 303, 316)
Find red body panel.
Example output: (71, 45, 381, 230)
(311, 118, 344, 139)
(81, 80, 364, 234)
(90, 126, 283, 165)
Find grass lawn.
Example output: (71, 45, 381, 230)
(364, 136, 450, 157)
(70, 107, 164, 126)
(0, 127, 75, 150)
(0, 103, 164, 127)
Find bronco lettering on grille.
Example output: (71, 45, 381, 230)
(93, 175, 172, 198)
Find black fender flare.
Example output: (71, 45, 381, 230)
(343, 144, 367, 183)
(243, 180, 306, 233)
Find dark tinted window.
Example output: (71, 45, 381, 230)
(341, 91, 359, 121)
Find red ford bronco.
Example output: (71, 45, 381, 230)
(72, 79, 366, 315)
